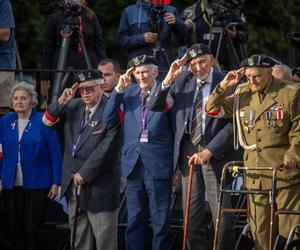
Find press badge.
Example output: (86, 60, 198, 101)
(140, 129, 149, 143)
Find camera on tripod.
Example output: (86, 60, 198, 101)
(210, 0, 244, 27)
(47, 0, 81, 27)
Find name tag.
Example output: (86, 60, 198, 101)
(140, 129, 149, 143)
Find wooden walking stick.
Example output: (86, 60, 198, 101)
(182, 163, 195, 250)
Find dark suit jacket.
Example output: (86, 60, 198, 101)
(45, 97, 122, 213)
(104, 84, 174, 179)
(148, 69, 241, 180)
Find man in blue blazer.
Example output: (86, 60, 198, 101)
(148, 44, 241, 250)
(104, 55, 174, 250)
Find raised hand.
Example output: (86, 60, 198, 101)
(163, 54, 187, 86)
(220, 68, 245, 90)
(58, 82, 79, 108)
(116, 67, 134, 92)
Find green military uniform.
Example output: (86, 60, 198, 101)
(206, 78, 300, 250)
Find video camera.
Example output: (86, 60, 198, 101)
(46, 0, 81, 27)
(210, 0, 245, 26)
(149, 0, 170, 33)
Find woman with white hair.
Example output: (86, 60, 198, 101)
(0, 82, 62, 250)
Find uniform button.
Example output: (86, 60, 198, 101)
(256, 147, 262, 152)
(258, 138, 261, 142)
(257, 128, 261, 132)
(184, 122, 187, 125)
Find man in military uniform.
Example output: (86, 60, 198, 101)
(204, 54, 300, 250)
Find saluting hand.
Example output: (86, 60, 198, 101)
(220, 68, 245, 90)
(116, 67, 134, 92)
(58, 83, 79, 108)
(163, 54, 187, 87)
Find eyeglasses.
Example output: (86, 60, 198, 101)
(78, 85, 98, 94)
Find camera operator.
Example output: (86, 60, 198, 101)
(117, 0, 187, 76)
(182, 0, 247, 71)
(40, 0, 106, 102)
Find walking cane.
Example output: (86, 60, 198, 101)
(182, 163, 195, 250)
(71, 185, 81, 250)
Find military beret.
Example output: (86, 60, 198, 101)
(186, 43, 212, 62)
(240, 54, 276, 68)
(74, 69, 104, 84)
(127, 55, 158, 69)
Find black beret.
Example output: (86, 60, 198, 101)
(127, 55, 158, 69)
(75, 69, 104, 84)
(240, 54, 276, 68)
(186, 43, 212, 62)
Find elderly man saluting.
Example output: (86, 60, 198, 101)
(104, 55, 174, 250)
(205, 54, 300, 250)
(43, 70, 122, 250)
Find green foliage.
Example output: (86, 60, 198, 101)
(11, 0, 300, 69)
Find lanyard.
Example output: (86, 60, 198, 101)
(141, 100, 148, 131)
(72, 116, 89, 157)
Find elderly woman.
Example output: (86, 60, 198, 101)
(0, 82, 62, 250)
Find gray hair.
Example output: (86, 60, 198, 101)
(11, 82, 38, 107)
(272, 64, 292, 81)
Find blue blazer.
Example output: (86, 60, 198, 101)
(148, 69, 242, 179)
(0, 109, 62, 189)
(104, 84, 174, 179)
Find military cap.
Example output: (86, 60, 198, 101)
(75, 69, 104, 84)
(127, 55, 158, 69)
(240, 54, 276, 68)
(186, 43, 212, 62)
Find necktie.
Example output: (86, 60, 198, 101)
(141, 91, 149, 108)
(84, 109, 91, 126)
(190, 83, 204, 146)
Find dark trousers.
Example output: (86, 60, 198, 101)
(125, 158, 172, 250)
(3, 187, 49, 250)
(180, 138, 235, 250)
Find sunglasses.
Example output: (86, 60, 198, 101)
(78, 85, 98, 94)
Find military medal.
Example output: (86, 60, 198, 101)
(243, 119, 250, 133)
(265, 111, 272, 129)
(277, 103, 283, 128)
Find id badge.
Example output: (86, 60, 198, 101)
(140, 129, 149, 143)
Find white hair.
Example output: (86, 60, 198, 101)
(11, 81, 38, 107)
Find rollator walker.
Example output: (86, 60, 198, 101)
(213, 161, 300, 250)
(183, 160, 300, 250)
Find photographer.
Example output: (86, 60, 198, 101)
(182, 0, 247, 71)
(40, 0, 106, 102)
(117, 0, 187, 75)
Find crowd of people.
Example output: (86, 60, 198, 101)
(1, 0, 300, 250)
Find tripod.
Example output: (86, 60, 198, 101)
(207, 22, 242, 70)
(51, 13, 92, 102)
